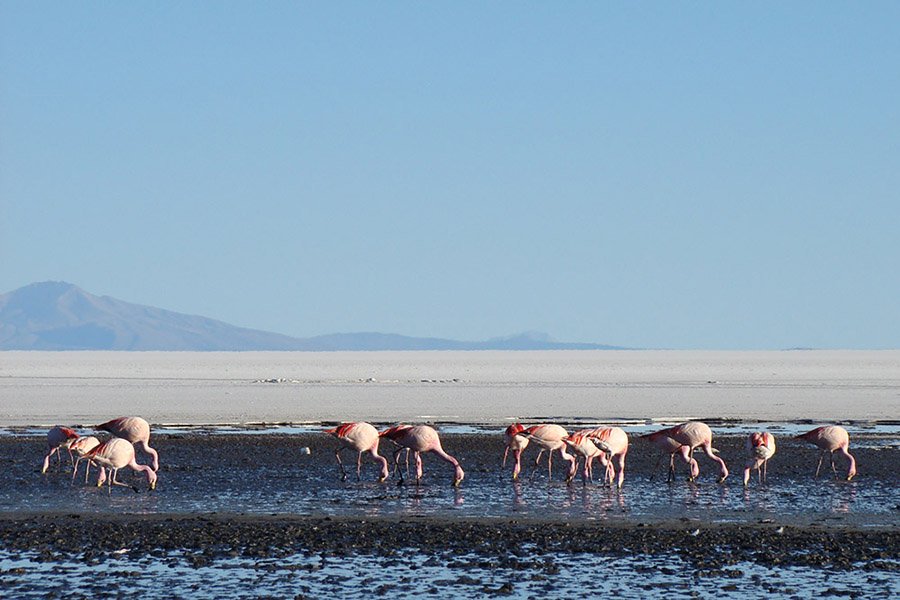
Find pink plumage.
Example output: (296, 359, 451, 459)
(324, 422, 390, 482)
(380, 425, 464, 487)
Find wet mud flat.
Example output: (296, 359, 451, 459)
(0, 514, 897, 599)
(2, 431, 898, 597)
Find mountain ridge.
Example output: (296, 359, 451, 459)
(0, 282, 628, 351)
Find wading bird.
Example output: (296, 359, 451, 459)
(795, 425, 856, 481)
(41, 426, 79, 473)
(70, 436, 101, 483)
(380, 424, 464, 487)
(502, 423, 531, 480)
(647, 422, 728, 483)
(516, 424, 577, 483)
(562, 430, 606, 483)
(640, 429, 683, 482)
(86, 437, 157, 492)
(586, 426, 629, 489)
(96, 416, 159, 472)
(324, 422, 390, 482)
(742, 431, 776, 486)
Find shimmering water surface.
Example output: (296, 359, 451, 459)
(1, 548, 897, 599)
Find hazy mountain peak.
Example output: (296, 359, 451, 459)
(0, 282, 626, 351)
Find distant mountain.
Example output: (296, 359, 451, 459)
(0, 282, 627, 351)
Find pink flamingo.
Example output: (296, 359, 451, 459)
(96, 416, 159, 472)
(640, 429, 683, 482)
(648, 422, 728, 483)
(562, 430, 606, 483)
(502, 423, 531, 480)
(70, 436, 101, 483)
(742, 432, 776, 486)
(516, 424, 577, 483)
(379, 425, 465, 487)
(86, 437, 157, 492)
(586, 426, 629, 489)
(324, 422, 390, 482)
(41, 426, 80, 473)
(796, 425, 856, 481)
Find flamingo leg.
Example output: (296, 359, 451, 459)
(392, 448, 405, 483)
(109, 468, 135, 489)
(668, 453, 676, 483)
(356, 451, 363, 481)
(501, 446, 510, 469)
(829, 451, 838, 478)
(334, 447, 348, 481)
(528, 449, 545, 480)
(649, 453, 662, 482)
(814, 451, 825, 478)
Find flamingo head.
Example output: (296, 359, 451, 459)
(452, 467, 465, 487)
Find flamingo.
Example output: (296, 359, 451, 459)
(70, 436, 101, 483)
(796, 425, 856, 481)
(586, 426, 629, 489)
(640, 429, 683, 482)
(648, 422, 728, 483)
(502, 423, 531, 480)
(41, 426, 79, 473)
(324, 422, 390, 482)
(562, 430, 606, 483)
(379, 425, 464, 487)
(96, 416, 159, 472)
(86, 437, 157, 492)
(742, 432, 776, 486)
(516, 424, 577, 483)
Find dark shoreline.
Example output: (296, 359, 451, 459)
(1, 513, 897, 572)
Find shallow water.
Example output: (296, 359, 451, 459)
(3, 432, 898, 526)
(1, 547, 896, 599)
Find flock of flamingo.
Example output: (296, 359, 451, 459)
(40, 417, 857, 492)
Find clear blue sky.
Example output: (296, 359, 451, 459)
(2, 3, 898, 349)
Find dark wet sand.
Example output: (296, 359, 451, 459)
(1, 512, 898, 572)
